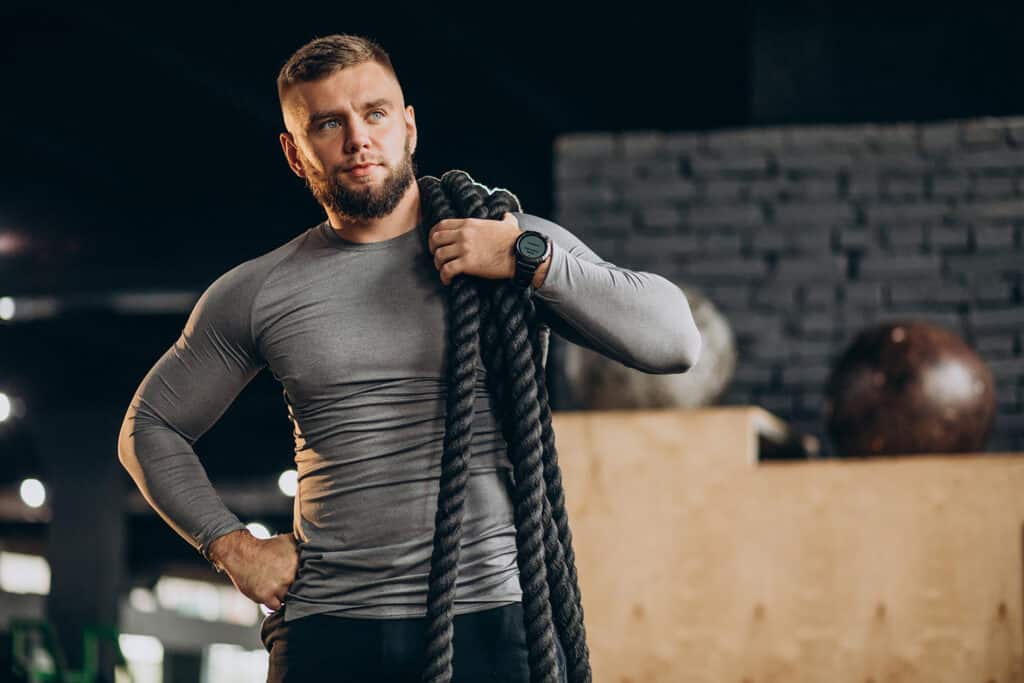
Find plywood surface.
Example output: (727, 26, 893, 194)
(550, 406, 1024, 683)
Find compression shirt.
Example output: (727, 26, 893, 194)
(117, 211, 702, 622)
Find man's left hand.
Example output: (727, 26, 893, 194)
(428, 212, 521, 286)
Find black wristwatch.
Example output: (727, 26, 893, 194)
(512, 230, 552, 289)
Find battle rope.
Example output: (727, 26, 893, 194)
(416, 170, 593, 683)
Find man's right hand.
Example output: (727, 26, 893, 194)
(208, 529, 299, 611)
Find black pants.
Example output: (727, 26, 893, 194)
(261, 602, 568, 682)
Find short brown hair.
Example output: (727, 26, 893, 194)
(276, 33, 399, 106)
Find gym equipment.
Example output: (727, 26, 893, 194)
(824, 319, 996, 456)
(417, 170, 590, 683)
(7, 619, 127, 683)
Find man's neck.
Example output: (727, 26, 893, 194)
(325, 183, 422, 244)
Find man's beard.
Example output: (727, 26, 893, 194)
(303, 138, 417, 220)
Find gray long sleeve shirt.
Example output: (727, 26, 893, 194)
(118, 211, 701, 623)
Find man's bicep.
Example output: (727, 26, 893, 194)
(127, 334, 265, 444)
(141, 269, 265, 431)
(124, 264, 268, 444)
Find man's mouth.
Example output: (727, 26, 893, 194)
(345, 164, 379, 177)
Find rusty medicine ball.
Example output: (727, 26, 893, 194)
(824, 320, 996, 457)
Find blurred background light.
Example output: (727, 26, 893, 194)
(0, 392, 11, 421)
(153, 575, 259, 625)
(19, 478, 46, 508)
(0, 231, 28, 255)
(245, 522, 271, 539)
(203, 643, 269, 683)
(118, 633, 164, 683)
(277, 470, 297, 497)
(128, 586, 159, 613)
(0, 551, 51, 594)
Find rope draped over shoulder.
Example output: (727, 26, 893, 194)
(416, 170, 592, 683)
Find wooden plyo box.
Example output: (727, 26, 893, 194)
(550, 406, 1024, 683)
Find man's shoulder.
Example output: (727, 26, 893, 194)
(202, 222, 322, 302)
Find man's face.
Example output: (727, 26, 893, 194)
(279, 61, 418, 220)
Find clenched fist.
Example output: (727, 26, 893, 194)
(208, 529, 299, 611)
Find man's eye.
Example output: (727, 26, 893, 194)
(320, 119, 339, 130)
(369, 111, 385, 121)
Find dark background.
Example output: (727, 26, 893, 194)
(1, 2, 1022, 573)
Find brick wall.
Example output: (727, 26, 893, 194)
(553, 117, 1024, 454)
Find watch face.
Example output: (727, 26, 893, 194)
(518, 234, 548, 259)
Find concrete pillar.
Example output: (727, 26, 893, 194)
(32, 408, 125, 680)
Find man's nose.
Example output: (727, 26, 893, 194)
(344, 121, 371, 153)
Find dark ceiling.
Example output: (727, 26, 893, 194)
(1, 4, 755, 293)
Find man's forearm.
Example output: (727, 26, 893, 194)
(532, 243, 701, 373)
(510, 212, 701, 373)
(118, 401, 247, 559)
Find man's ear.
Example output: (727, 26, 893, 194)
(279, 132, 306, 178)
(405, 105, 418, 156)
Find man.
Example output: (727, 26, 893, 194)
(118, 33, 702, 682)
